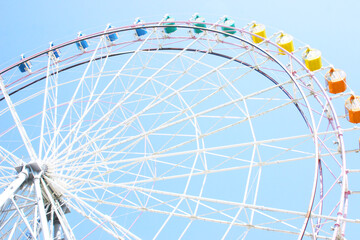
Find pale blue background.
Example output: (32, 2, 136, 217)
(0, 0, 360, 238)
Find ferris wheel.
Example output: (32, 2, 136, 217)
(0, 13, 358, 239)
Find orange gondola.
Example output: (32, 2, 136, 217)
(345, 95, 360, 123)
(325, 68, 346, 94)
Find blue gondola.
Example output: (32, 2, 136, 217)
(134, 18, 147, 37)
(49, 42, 61, 60)
(76, 32, 89, 51)
(105, 25, 118, 42)
(18, 54, 31, 73)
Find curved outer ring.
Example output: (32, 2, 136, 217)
(0, 21, 347, 239)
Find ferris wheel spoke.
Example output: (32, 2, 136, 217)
(0, 78, 38, 162)
(0, 205, 18, 233)
(3, 216, 20, 239)
(222, 92, 259, 239)
(65, 181, 335, 238)
(61, 133, 112, 190)
(39, 52, 60, 160)
(39, 178, 76, 240)
(0, 145, 23, 168)
(46, 176, 141, 239)
(54, 64, 154, 162)
(63, 130, 154, 183)
(55, 45, 222, 162)
(128, 184, 340, 224)
(63, 191, 142, 239)
(10, 197, 37, 239)
(54, 36, 259, 161)
(54, 141, 315, 186)
(44, 36, 107, 161)
(74, 152, 198, 188)
(138, 98, 300, 156)
(57, 106, 330, 176)
(153, 142, 202, 239)
(50, 153, 317, 201)
(249, 146, 263, 223)
(55, 79, 299, 167)
(33, 178, 50, 239)
(51, 30, 159, 164)
(52, 29, 214, 160)
(52, 125, 345, 185)
(74, 191, 309, 238)
(68, 202, 129, 239)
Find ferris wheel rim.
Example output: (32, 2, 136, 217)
(0, 18, 350, 239)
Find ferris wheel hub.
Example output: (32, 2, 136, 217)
(15, 161, 46, 177)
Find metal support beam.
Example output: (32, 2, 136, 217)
(34, 176, 51, 240)
(0, 77, 38, 162)
(0, 168, 29, 210)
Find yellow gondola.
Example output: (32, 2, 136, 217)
(250, 23, 266, 44)
(302, 47, 322, 71)
(276, 33, 294, 55)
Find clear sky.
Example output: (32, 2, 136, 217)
(1, 0, 360, 239)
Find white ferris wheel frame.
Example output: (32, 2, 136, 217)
(0, 18, 352, 239)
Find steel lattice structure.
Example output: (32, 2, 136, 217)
(0, 15, 358, 239)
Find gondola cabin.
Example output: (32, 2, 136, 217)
(76, 32, 89, 52)
(18, 55, 31, 73)
(345, 95, 360, 124)
(325, 68, 346, 94)
(192, 14, 206, 34)
(105, 25, 119, 43)
(276, 33, 294, 55)
(163, 14, 177, 34)
(221, 16, 236, 36)
(49, 42, 61, 61)
(134, 18, 147, 37)
(250, 23, 267, 44)
(302, 48, 322, 71)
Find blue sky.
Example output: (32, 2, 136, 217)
(1, 0, 360, 239)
